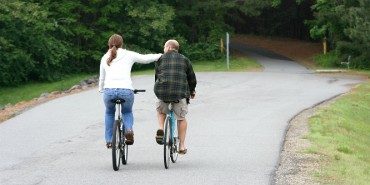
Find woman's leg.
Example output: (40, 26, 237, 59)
(103, 89, 116, 142)
(119, 89, 134, 131)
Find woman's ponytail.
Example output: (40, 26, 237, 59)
(106, 34, 123, 66)
(107, 46, 117, 66)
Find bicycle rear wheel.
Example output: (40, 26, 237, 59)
(170, 119, 179, 163)
(121, 145, 128, 165)
(112, 120, 121, 171)
(163, 116, 171, 169)
(121, 127, 128, 165)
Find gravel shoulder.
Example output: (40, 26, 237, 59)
(274, 96, 341, 185)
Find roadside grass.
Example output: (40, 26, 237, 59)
(0, 73, 95, 107)
(314, 52, 340, 68)
(307, 82, 370, 185)
(345, 70, 370, 78)
(0, 56, 261, 107)
(314, 53, 370, 77)
(131, 56, 262, 74)
(193, 55, 261, 72)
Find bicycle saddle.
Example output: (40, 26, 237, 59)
(111, 98, 125, 104)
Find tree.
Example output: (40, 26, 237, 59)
(340, 0, 370, 68)
(33, 0, 175, 70)
(307, 0, 347, 48)
(0, 1, 68, 86)
(307, 0, 370, 68)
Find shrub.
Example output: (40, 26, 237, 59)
(314, 52, 340, 68)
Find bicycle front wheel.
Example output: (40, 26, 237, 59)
(163, 116, 171, 169)
(112, 120, 121, 171)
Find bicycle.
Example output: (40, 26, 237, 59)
(163, 102, 180, 169)
(111, 89, 145, 171)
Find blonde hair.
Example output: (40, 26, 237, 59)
(165, 40, 179, 51)
(107, 34, 123, 66)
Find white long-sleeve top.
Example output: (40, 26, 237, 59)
(99, 48, 162, 92)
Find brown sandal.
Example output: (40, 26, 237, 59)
(155, 129, 164, 145)
(179, 149, 187, 155)
(125, 130, 134, 145)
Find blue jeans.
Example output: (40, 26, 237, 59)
(103, 88, 134, 142)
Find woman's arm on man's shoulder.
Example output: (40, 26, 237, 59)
(130, 51, 162, 64)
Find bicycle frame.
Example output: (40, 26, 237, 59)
(168, 111, 176, 142)
(116, 103, 123, 130)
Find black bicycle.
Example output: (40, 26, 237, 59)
(111, 89, 145, 171)
(163, 103, 179, 169)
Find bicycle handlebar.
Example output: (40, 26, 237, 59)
(134, 89, 146, 94)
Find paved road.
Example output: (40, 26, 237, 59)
(0, 43, 364, 185)
(231, 42, 314, 74)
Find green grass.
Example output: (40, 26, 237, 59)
(131, 69, 154, 76)
(314, 53, 370, 77)
(0, 73, 95, 107)
(131, 56, 262, 74)
(193, 56, 261, 72)
(314, 52, 340, 68)
(307, 82, 370, 185)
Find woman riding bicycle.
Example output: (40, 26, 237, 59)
(99, 34, 161, 148)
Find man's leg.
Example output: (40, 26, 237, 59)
(178, 119, 187, 152)
(156, 99, 168, 145)
(172, 99, 188, 154)
(157, 111, 166, 130)
(156, 112, 166, 144)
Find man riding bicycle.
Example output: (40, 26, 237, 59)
(154, 39, 197, 155)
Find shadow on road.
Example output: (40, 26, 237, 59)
(231, 41, 314, 74)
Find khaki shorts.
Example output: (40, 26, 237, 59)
(156, 99, 188, 120)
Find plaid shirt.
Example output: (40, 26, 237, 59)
(154, 50, 197, 101)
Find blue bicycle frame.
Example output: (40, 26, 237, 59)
(169, 111, 176, 142)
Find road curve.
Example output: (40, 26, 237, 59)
(231, 41, 314, 74)
(0, 43, 364, 185)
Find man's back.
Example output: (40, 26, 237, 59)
(154, 51, 196, 101)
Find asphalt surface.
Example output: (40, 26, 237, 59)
(231, 42, 314, 74)
(0, 42, 364, 185)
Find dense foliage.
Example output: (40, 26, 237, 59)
(227, 0, 315, 40)
(307, 0, 370, 68)
(0, 1, 69, 85)
(0, 0, 369, 86)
